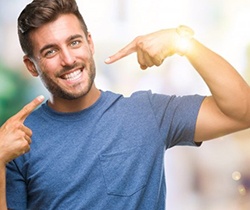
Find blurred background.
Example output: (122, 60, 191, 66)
(1, 0, 250, 209)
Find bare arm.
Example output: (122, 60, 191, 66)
(0, 163, 7, 209)
(105, 26, 250, 142)
(0, 95, 44, 209)
(186, 40, 250, 141)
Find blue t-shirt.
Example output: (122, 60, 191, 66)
(6, 90, 204, 210)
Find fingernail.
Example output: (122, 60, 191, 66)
(104, 57, 111, 63)
(37, 95, 45, 101)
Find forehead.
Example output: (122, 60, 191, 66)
(30, 14, 86, 51)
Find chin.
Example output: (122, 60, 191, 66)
(58, 88, 90, 100)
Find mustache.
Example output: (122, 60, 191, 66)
(57, 62, 85, 76)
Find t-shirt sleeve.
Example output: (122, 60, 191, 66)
(148, 91, 205, 149)
(6, 159, 27, 209)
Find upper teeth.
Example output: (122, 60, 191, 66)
(64, 70, 82, 81)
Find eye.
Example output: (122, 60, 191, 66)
(44, 49, 57, 58)
(71, 40, 81, 47)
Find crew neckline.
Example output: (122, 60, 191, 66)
(41, 90, 105, 121)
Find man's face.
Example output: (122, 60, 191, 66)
(27, 14, 96, 100)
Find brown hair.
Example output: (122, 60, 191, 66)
(18, 0, 88, 57)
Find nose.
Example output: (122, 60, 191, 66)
(60, 48, 76, 66)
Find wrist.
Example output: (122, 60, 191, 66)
(175, 25, 194, 56)
(0, 160, 6, 168)
(0, 153, 8, 166)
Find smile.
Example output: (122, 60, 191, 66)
(62, 69, 82, 81)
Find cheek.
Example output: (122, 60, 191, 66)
(78, 45, 94, 59)
(37, 59, 59, 75)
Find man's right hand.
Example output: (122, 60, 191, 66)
(0, 95, 44, 164)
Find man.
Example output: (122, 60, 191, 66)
(4, 0, 250, 209)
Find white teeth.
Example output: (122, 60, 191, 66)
(64, 70, 82, 81)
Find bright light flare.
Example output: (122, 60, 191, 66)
(175, 25, 194, 56)
(176, 36, 192, 55)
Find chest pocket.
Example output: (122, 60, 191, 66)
(99, 145, 154, 197)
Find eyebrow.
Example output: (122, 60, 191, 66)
(39, 34, 84, 55)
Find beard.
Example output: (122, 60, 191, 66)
(40, 57, 96, 100)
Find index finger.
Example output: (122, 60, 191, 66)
(13, 95, 45, 122)
(104, 40, 137, 64)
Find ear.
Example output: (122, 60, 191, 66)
(23, 55, 39, 77)
(87, 32, 95, 55)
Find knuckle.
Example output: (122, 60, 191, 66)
(155, 59, 163, 66)
(134, 35, 142, 42)
(20, 140, 29, 148)
(29, 129, 33, 136)
(135, 36, 144, 46)
(14, 122, 23, 130)
(22, 105, 30, 115)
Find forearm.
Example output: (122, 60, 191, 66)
(0, 162, 7, 210)
(105, 25, 250, 125)
(185, 38, 250, 123)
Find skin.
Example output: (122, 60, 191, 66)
(104, 29, 250, 142)
(0, 95, 44, 209)
(1, 13, 250, 208)
(24, 14, 101, 113)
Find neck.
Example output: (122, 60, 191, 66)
(48, 85, 101, 113)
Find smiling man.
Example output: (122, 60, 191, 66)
(3, 0, 250, 209)
(23, 13, 100, 112)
